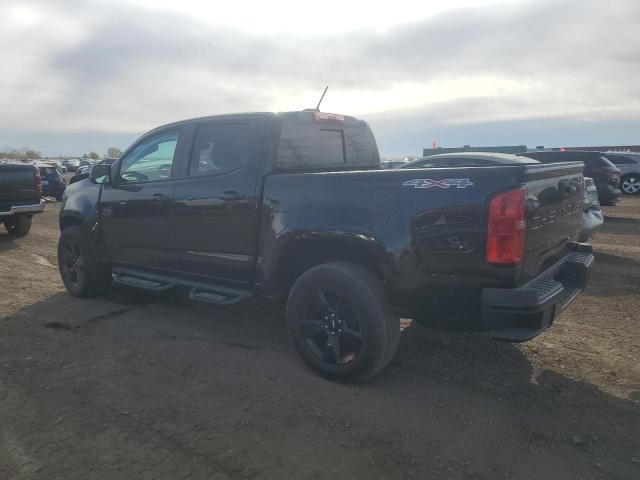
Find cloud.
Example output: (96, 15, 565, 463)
(0, 0, 639, 155)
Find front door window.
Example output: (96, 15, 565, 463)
(118, 130, 180, 183)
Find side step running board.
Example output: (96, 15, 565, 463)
(113, 274, 176, 291)
(189, 287, 251, 306)
(111, 268, 252, 306)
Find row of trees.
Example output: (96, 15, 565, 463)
(0, 148, 42, 160)
(81, 147, 123, 159)
(1, 147, 123, 161)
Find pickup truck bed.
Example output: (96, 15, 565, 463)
(259, 161, 589, 338)
(58, 110, 593, 381)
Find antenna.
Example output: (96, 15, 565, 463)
(315, 86, 329, 111)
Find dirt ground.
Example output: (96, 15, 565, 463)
(1, 196, 639, 480)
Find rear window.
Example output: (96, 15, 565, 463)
(39, 167, 56, 176)
(276, 113, 379, 171)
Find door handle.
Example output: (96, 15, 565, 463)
(219, 191, 247, 202)
(151, 193, 170, 202)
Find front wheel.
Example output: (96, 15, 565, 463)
(286, 262, 400, 382)
(58, 226, 111, 297)
(4, 215, 32, 236)
(621, 175, 640, 195)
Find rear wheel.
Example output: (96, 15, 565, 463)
(4, 215, 32, 236)
(58, 226, 111, 297)
(286, 262, 400, 382)
(621, 175, 640, 195)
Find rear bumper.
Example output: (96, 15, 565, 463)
(481, 244, 594, 342)
(0, 199, 46, 217)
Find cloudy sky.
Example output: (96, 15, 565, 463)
(1, 0, 639, 157)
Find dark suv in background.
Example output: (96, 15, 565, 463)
(519, 151, 622, 205)
(36, 161, 66, 201)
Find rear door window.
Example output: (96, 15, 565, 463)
(188, 122, 252, 177)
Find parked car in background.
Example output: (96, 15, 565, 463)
(59, 111, 593, 382)
(518, 151, 621, 205)
(398, 153, 602, 242)
(69, 158, 118, 185)
(62, 158, 81, 172)
(381, 160, 408, 169)
(397, 152, 539, 169)
(0, 161, 44, 236)
(78, 159, 94, 170)
(42, 159, 67, 173)
(36, 161, 66, 201)
(604, 153, 640, 195)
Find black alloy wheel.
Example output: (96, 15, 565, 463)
(60, 237, 86, 292)
(58, 226, 110, 297)
(300, 290, 363, 365)
(286, 262, 400, 382)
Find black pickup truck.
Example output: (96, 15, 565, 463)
(58, 111, 593, 381)
(0, 162, 45, 236)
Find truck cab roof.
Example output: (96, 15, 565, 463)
(124, 110, 380, 173)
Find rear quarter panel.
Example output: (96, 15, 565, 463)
(258, 167, 526, 292)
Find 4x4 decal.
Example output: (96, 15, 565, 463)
(402, 178, 474, 189)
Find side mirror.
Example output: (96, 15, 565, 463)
(89, 163, 112, 184)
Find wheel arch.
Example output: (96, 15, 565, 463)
(271, 232, 394, 295)
(59, 213, 84, 231)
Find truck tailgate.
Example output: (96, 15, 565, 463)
(520, 162, 584, 281)
(0, 164, 39, 209)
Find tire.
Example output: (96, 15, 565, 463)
(286, 261, 400, 382)
(621, 174, 640, 195)
(58, 226, 111, 297)
(4, 215, 32, 237)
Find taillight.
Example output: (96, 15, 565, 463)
(34, 167, 42, 194)
(486, 187, 526, 265)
